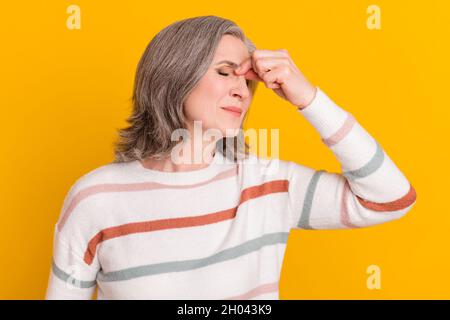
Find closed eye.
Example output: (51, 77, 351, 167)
(218, 71, 250, 86)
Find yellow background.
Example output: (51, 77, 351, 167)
(0, 0, 448, 299)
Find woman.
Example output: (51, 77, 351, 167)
(45, 15, 417, 300)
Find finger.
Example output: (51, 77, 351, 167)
(254, 57, 288, 77)
(260, 67, 283, 88)
(251, 49, 289, 58)
(235, 49, 289, 75)
(234, 56, 253, 75)
(234, 56, 264, 82)
(267, 82, 281, 89)
(252, 50, 293, 77)
(243, 68, 264, 82)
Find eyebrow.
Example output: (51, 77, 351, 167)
(215, 60, 239, 69)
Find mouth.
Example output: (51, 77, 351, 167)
(220, 106, 243, 117)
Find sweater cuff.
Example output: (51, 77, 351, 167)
(297, 87, 349, 140)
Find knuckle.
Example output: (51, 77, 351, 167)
(282, 66, 290, 75)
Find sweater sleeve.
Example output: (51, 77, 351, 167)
(287, 87, 417, 230)
(45, 224, 99, 299)
(45, 184, 100, 299)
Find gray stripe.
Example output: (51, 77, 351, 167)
(297, 170, 326, 230)
(343, 140, 384, 181)
(52, 259, 96, 288)
(96, 231, 290, 282)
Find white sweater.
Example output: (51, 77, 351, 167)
(45, 87, 417, 299)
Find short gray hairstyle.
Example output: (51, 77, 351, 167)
(112, 15, 259, 164)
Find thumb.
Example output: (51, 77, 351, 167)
(244, 69, 263, 82)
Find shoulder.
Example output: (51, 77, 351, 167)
(55, 161, 134, 234)
(69, 161, 133, 191)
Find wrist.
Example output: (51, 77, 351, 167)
(296, 86, 318, 110)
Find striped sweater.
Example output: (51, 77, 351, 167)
(45, 87, 417, 300)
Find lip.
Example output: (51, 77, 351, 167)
(221, 106, 243, 115)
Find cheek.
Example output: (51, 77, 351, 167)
(183, 78, 226, 122)
(198, 78, 227, 101)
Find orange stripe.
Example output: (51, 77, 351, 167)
(355, 183, 417, 212)
(83, 179, 289, 265)
(340, 179, 361, 228)
(239, 180, 289, 204)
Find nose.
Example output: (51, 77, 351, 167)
(230, 75, 251, 100)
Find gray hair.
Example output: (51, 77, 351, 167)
(112, 15, 259, 164)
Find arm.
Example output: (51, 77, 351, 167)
(45, 184, 100, 299)
(287, 87, 417, 230)
(45, 223, 99, 299)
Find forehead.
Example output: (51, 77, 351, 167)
(212, 35, 250, 66)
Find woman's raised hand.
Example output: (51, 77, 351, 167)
(234, 49, 317, 109)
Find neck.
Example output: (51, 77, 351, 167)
(140, 137, 218, 172)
